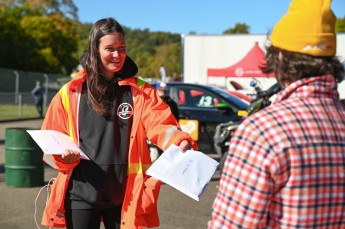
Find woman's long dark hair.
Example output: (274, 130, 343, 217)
(261, 45, 345, 86)
(81, 18, 125, 116)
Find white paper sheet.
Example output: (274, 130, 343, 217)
(145, 144, 219, 201)
(27, 130, 90, 160)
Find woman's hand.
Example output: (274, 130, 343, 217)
(178, 140, 191, 153)
(61, 150, 80, 163)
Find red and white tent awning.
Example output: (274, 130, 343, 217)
(207, 42, 274, 78)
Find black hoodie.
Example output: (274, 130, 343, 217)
(66, 56, 137, 209)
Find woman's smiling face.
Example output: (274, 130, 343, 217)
(98, 32, 126, 81)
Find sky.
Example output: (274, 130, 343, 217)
(74, 0, 345, 35)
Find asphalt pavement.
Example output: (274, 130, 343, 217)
(0, 119, 221, 229)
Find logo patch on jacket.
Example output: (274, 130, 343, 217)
(117, 103, 134, 119)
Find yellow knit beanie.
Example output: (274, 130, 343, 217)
(271, 0, 336, 56)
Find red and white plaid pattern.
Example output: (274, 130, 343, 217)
(209, 75, 345, 229)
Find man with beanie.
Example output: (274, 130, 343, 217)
(208, 0, 345, 228)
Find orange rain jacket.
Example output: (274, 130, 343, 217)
(41, 70, 197, 228)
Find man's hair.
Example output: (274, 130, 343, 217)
(261, 45, 345, 85)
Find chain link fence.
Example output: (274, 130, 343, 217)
(0, 67, 71, 117)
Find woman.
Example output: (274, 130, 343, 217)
(41, 18, 197, 229)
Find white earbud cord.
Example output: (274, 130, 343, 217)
(34, 178, 56, 229)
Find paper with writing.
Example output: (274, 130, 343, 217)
(27, 130, 89, 160)
(145, 144, 219, 201)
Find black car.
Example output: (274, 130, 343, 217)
(164, 82, 249, 153)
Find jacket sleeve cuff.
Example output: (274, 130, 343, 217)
(53, 155, 80, 172)
(175, 136, 198, 151)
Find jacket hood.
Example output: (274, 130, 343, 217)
(115, 55, 138, 80)
(71, 55, 138, 89)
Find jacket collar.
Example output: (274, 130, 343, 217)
(69, 55, 139, 90)
(70, 69, 140, 90)
(274, 75, 339, 103)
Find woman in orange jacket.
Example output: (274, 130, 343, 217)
(41, 17, 197, 229)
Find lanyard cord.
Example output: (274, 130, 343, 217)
(34, 177, 56, 229)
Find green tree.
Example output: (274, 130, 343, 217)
(1, 0, 78, 19)
(75, 22, 93, 59)
(0, 1, 182, 78)
(20, 13, 80, 73)
(0, 6, 38, 70)
(223, 22, 250, 34)
(124, 28, 181, 79)
(336, 16, 345, 32)
(150, 43, 181, 79)
(0, 0, 79, 74)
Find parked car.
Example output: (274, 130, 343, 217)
(227, 90, 252, 102)
(162, 82, 249, 153)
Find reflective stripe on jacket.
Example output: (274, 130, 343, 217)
(41, 70, 197, 228)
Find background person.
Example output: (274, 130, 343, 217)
(31, 80, 44, 117)
(208, 0, 345, 228)
(40, 17, 197, 229)
(149, 82, 180, 161)
(156, 82, 179, 121)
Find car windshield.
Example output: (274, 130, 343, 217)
(206, 85, 249, 110)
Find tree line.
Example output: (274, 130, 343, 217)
(1, 0, 345, 80)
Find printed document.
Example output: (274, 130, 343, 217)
(27, 130, 89, 160)
(146, 144, 219, 201)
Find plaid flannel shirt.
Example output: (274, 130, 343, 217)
(209, 75, 345, 229)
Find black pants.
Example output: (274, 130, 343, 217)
(35, 102, 43, 117)
(65, 206, 122, 229)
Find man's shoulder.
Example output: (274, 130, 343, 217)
(243, 102, 287, 125)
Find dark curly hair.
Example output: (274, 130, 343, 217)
(261, 45, 345, 87)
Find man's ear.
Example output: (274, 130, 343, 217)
(278, 51, 283, 61)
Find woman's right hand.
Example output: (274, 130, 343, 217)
(61, 150, 80, 163)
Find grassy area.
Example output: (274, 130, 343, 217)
(0, 104, 42, 121)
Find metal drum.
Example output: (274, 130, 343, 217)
(5, 128, 44, 187)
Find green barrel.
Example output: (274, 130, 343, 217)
(5, 128, 44, 187)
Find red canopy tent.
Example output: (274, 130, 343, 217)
(207, 42, 274, 77)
